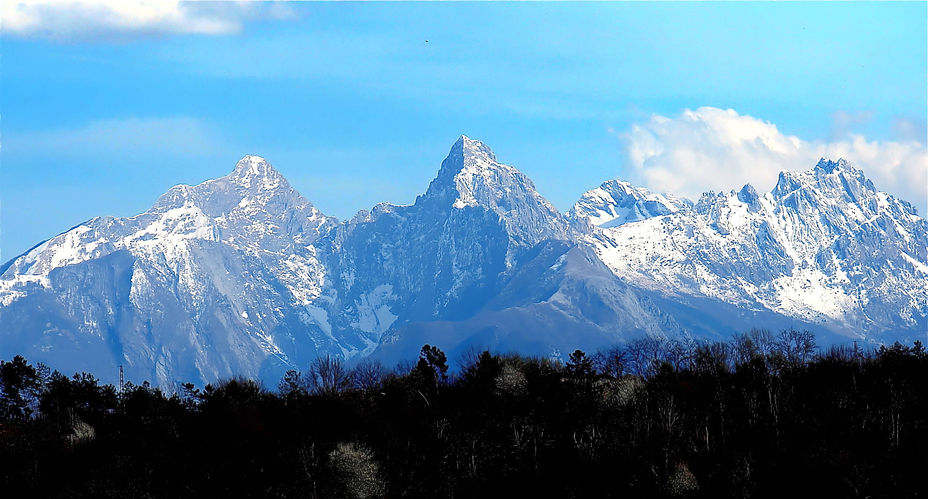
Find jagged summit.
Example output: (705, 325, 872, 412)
(149, 154, 301, 220)
(772, 157, 876, 204)
(815, 157, 849, 174)
(232, 154, 272, 175)
(454, 135, 497, 163)
(592, 155, 927, 339)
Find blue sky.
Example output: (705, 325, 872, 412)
(2, 2, 926, 260)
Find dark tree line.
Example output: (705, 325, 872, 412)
(1, 331, 926, 498)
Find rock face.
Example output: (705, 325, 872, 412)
(1, 139, 925, 388)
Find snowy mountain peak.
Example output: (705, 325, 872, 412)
(428, 136, 528, 204)
(228, 155, 285, 187)
(150, 154, 301, 219)
(589, 155, 927, 339)
(414, 136, 570, 255)
(772, 158, 876, 206)
(429, 135, 503, 188)
(570, 178, 688, 228)
(455, 134, 497, 163)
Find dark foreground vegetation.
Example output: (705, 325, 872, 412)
(1, 330, 926, 498)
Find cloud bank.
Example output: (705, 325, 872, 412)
(620, 107, 928, 214)
(1, 1, 294, 41)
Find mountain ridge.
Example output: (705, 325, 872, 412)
(1, 137, 925, 388)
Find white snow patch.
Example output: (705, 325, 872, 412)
(301, 304, 333, 336)
(351, 284, 398, 335)
(769, 266, 856, 321)
(0, 274, 51, 306)
(901, 252, 928, 274)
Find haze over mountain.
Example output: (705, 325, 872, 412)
(1, 136, 925, 388)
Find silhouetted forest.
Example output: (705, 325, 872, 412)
(1, 329, 926, 498)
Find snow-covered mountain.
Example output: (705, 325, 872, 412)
(0, 156, 342, 387)
(587, 159, 928, 337)
(1, 139, 925, 388)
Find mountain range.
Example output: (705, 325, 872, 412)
(2, 136, 925, 388)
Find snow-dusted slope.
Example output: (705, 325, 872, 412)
(2, 140, 925, 388)
(589, 159, 928, 338)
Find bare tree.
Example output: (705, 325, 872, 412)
(623, 336, 692, 377)
(593, 346, 628, 378)
(351, 359, 386, 391)
(691, 341, 730, 375)
(457, 344, 485, 370)
(663, 339, 694, 371)
(623, 337, 655, 377)
(308, 355, 351, 396)
(732, 328, 776, 366)
(775, 329, 817, 366)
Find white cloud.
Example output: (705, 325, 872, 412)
(619, 107, 928, 215)
(5, 116, 224, 158)
(0, 1, 296, 41)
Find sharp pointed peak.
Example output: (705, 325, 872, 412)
(429, 135, 507, 192)
(450, 134, 497, 163)
(422, 135, 561, 221)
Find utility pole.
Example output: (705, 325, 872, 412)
(119, 365, 125, 393)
